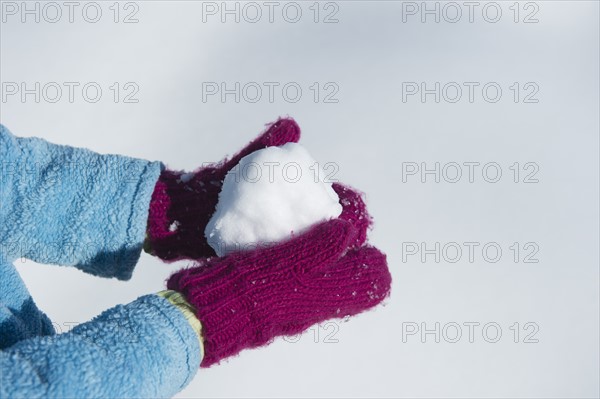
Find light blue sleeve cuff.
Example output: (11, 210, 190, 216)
(0, 294, 201, 398)
(0, 124, 163, 280)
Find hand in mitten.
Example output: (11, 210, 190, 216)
(145, 118, 301, 261)
(167, 219, 391, 367)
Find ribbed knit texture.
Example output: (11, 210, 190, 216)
(146, 118, 301, 261)
(332, 182, 372, 248)
(167, 219, 391, 368)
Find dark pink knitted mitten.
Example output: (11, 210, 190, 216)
(167, 219, 391, 368)
(145, 118, 301, 261)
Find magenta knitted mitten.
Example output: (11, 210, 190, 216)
(145, 118, 301, 261)
(167, 219, 391, 368)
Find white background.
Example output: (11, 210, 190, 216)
(1, 1, 598, 397)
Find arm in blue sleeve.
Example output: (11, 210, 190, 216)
(0, 124, 163, 280)
(0, 294, 201, 399)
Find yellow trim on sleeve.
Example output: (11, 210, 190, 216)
(157, 290, 204, 350)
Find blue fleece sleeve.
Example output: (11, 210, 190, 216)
(0, 294, 201, 399)
(0, 259, 55, 350)
(0, 124, 163, 280)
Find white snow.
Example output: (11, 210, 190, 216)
(205, 142, 343, 256)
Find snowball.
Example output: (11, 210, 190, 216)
(205, 142, 343, 256)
